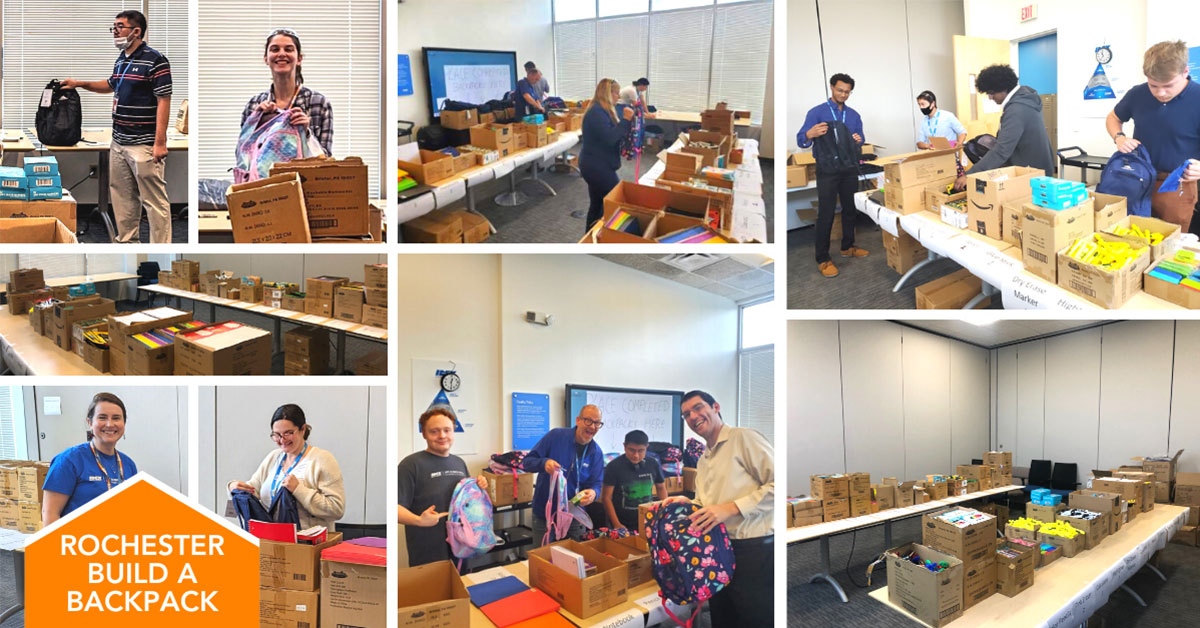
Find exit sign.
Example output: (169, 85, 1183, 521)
(1020, 4, 1038, 21)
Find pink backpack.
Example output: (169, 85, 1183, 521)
(446, 478, 498, 569)
(233, 105, 315, 183)
(542, 469, 593, 545)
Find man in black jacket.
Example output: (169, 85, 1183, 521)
(955, 65, 1054, 190)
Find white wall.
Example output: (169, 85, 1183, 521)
(184, 254, 386, 286)
(21, 386, 187, 493)
(396, 0, 555, 130)
(989, 321, 1199, 477)
(786, 0, 964, 155)
(786, 321, 991, 494)
(197, 386, 387, 528)
(964, 0, 1148, 183)
(1145, 0, 1200, 43)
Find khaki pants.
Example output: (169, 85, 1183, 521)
(110, 142, 170, 243)
(1151, 172, 1197, 234)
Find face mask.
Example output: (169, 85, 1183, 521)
(920, 106, 934, 116)
(114, 36, 131, 50)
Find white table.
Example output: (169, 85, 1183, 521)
(853, 193, 1185, 310)
(787, 485, 1024, 603)
(0, 272, 137, 296)
(867, 504, 1189, 627)
(638, 137, 768, 243)
(138, 284, 387, 374)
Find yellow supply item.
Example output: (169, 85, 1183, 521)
(1064, 234, 1146, 271)
(1007, 517, 1041, 531)
(1039, 520, 1084, 539)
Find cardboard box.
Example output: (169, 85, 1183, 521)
(995, 540, 1036, 597)
(353, 351, 386, 376)
(225, 172, 312, 243)
(450, 210, 490, 243)
(873, 484, 897, 510)
(915, 269, 990, 309)
(966, 166, 1040, 239)
(682, 467, 697, 492)
(306, 276, 349, 301)
(787, 153, 816, 188)
(701, 105, 736, 136)
(303, 297, 332, 318)
(125, 321, 197, 376)
(362, 287, 387, 308)
(681, 130, 729, 168)
(789, 497, 823, 527)
(1028, 502, 1066, 523)
(927, 184, 966, 217)
(259, 532, 342, 591)
(1038, 528, 1082, 558)
(885, 175, 956, 215)
(528, 540, 628, 618)
(17, 500, 41, 533)
(7, 288, 46, 317)
(583, 536, 652, 588)
(361, 304, 387, 329)
(0, 192, 77, 231)
(8, 268, 44, 292)
(283, 326, 329, 371)
(1057, 233, 1151, 309)
(637, 501, 662, 538)
(1092, 193, 1128, 232)
(469, 123, 515, 154)
(52, 297, 115, 353)
(850, 493, 870, 517)
(238, 277, 263, 303)
(1002, 201, 1023, 248)
(666, 151, 703, 176)
(396, 561, 470, 628)
(1057, 511, 1108, 550)
(885, 543, 964, 628)
(985, 451, 1013, 468)
(396, 150, 455, 186)
(0, 217, 77, 242)
(279, 293, 305, 312)
(333, 284, 365, 323)
(664, 475, 685, 494)
(1103, 215, 1181, 261)
(258, 587, 318, 628)
(875, 149, 958, 188)
(106, 307, 193, 369)
(402, 211, 464, 244)
(174, 322, 271, 376)
(922, 509, 997, 567)
(72, 318, 110, 373)
(823, 497, 850, 521)
(270, 157, 371, 237)
(320, 543, 386, 628)
(1154, 482, 1171, 504)
(0, 499, 17, 530)
(29, 306, 51, 336)
(516, 122, 550, 148)
(811, 475, 849, 500)
(172, 260, 200, 284)
(1174, 473, 1200, 507)
(882, 230, 929, 275)
(1136, 451, 1183, 483)
(16, 462, 48, 503)
(363, 263, 387, 290)
(1021, 198, 1095, 282)
(440, 108, 477, 130)
(1173, 526, 1198, 547)
(481, 470, 534, 507)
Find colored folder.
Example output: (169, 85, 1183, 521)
(479, 588, 560, 627)
(467, 575, 529, 608)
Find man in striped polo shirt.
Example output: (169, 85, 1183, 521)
(62, 10, 172, 243)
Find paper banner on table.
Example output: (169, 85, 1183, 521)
(574, 608, 643, 628)
(433, 179, 466, 208)
(1001, 273, 1099, 310)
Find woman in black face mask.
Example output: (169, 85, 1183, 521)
(915, 90, 967, 151)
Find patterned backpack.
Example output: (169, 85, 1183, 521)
(233, 106, 314, 183)
(446, 478, 498, 569)
(579, 526, 634, 541)
(644, 501, 736, 628)
(543, 469, 594, 544)
(683, 438, 706, 468)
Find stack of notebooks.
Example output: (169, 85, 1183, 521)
(130, 321, 206, 349)
(466, 575, 569, 627)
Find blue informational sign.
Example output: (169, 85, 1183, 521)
(512, 392, 550, 450)
(398, 54, 414, 96)
(1190, 47, 1200, 84)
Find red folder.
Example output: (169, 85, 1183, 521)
(479, 588, 560, 627)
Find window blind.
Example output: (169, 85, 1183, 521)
(197, 0, 382, 196)
(648, 8, 713, 114)
(18, 254, 83, 278)
(0, 386, 21, 460)
(84, 253, 129, 274)
(1, 1, 137, 129)
(147, 0, 189, 108)
(710, 1, 771, 123)
(552, 20, 597, 100)
(597, 15, 648, 91)
(738, 345, 774, 443)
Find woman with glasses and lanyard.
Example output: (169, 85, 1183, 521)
(524, 404, 606, 547)
(241, 28, 334, 157)
(227, 404, 345, 531)
(42, 393, 138, 527)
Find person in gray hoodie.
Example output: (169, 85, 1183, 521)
(955, 64, 1054, 190)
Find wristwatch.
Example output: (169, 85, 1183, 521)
(1114, 132, 1126, 143)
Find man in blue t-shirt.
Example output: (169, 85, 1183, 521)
(1107, 40, 1200, 234)
(515, 62, 548, 119)
(797, 73, 869, 278)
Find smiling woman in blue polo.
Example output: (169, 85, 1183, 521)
(41, 393, 139, 527)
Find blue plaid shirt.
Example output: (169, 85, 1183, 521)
(242, 84, 333, 155)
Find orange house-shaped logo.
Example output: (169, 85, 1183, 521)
(25, 473, 259, 627)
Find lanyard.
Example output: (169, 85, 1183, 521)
(926, 111, 941, 139)
(89, 442, 124, 491)
(271, 443, 308, 499)
(571, 442, 587, 490)
(114, 51, 137, 96)
(826, 99, 846, 142)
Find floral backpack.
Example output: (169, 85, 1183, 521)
(644, 501, 736, 627)
(683, 438, 706, 468)
(446, 478, 498, 569)
(579, 526, 633, 541)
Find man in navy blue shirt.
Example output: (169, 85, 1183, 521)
(515, 63, 547, 119)
(524, 404, 605, 546)
(797, 73, 868, 278)
(1107, 40, 1200, 233)
(62, 10, 172, 243)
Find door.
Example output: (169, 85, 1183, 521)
(953, 35, 1011, 140)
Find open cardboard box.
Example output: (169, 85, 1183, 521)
(173, 321, 271, 375)
(0, 190, 77, 231)
(528, 539, 629, 618)
(226, 172, 312, 243)
(582, 536, 652, 588)
(0, 217, 77, 243)
(395, 150, 455, 186)
(270, 156, 371, 238)
(397, 560, 470, 627)
(260, 532, 343, 591)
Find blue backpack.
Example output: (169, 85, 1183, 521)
(645, 501, 736, 627)
(230, 488, 300, 531)
(1096, 145, 1154, 217)
(446, 478, 498, 569)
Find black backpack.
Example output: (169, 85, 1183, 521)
(963, 134, 998, 165)
(416, 124, 448, 151)
(36, 80, 82, 146)
(811, 120, 861, 175)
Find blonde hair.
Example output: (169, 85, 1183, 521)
(1143, 41, 1188, 82)
(588, 78, 620, 123)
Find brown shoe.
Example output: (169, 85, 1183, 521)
(818, 261, 839, 277)
(840, 246, 870, 258)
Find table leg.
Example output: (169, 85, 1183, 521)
(273, 318, 282, 356)
(808, 536, 849, 603)
(97, 152, 117, 242)
(336, 330, 347, 374)
(1143, 563, 1167, 582)
(884, 520, 893, 551)
(549, 151, 579, 175)
(962, 281, 998, 310)
(1119, 583, 1147, 607)
(0, 550, 24, 622)
(465, 185, 497, 235)
(892, 251, 941, 292)
(524, 161, 556, 197)
(494, 170, 528, 207)
(209, 302, 216, 321)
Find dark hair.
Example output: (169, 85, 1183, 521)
(624, 430, 649, 445)
(86, 392, 127, 441)
(419, 406, 456, 433)
(265, 29, 304, 86)
(525, 61, 537, 72)
(116, 10, 146, 39)
(271, 403, 311, 439)
(975, 64, 1018, 94)
(916, 90, 937, 105)
(829, 73, 855, 90)
(634, 78, 650, 87)
(682, 390, 721, 419)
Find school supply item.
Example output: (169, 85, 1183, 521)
(479, 588, 560, 628)
(467, 575, 530, 608)
(604, 208, 641, 234)
(644, 501, 736, 628)
(1063, 234, 1147, 270)
(446, 477, 498, 568)
(655, 226, 729, 244)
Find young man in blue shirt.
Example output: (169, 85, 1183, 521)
(515, 63, 547, 119)
(524, 404, 605, 546)
(797, 73, 869, 278)
(1107, 40, 1200, 234)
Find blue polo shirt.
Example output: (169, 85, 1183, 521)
(797, 99, 865, 155)
(515, 77, 541, 119)
(1113, 79, 1200, 174)
(916, 109, 967, 145)
(43, 443, 138, 517)
(107, 42, 172, 146)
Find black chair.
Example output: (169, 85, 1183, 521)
(1022, 459, 1053, 497)
(1049, 462, 1080, 499)
(135, 261, 159, 306)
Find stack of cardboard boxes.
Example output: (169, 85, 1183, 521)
(0, 460, 49, 533)
(787, 497, 823, 527)
(1173, 472, 1200, 546)
(401, 208, 490, 243)
(320, 540, 387, 628)
(361, 263, 387, 328)
(157, 259, 200, 291)
(984, 451, 1014, 486)
(1134, 450, 1183, 504)
(173, 321, 272, 375)
(7, 268, 49, 315)
(847, 472, 871, 517)
(811, 474, 850, 522)
(259, 532, 343, 628)
(922, 508, 997, 611)
(0, 157, 77, 233)
(283, 326, 329, 376)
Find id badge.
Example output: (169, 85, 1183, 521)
(113, 96, 118, 114)
(40, 89, 53, 108)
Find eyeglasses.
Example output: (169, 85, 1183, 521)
(109, 24, 133, 34)
(832, 88, 853, 96)
(270, 429, 297, 442)
(681, 405, 707, 420)
(268, 28, 300, 39)
(579, 418, 604, 429)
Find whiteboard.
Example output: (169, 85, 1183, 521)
(442, 64, 512, 110)
(566, 385, 682, 457)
